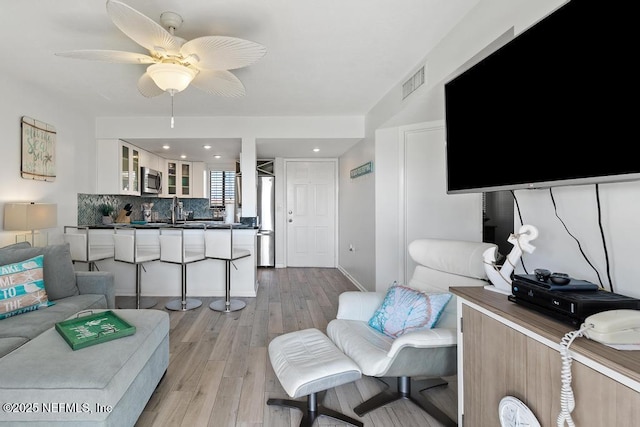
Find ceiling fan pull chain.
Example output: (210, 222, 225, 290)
(170, 93, 175, 128)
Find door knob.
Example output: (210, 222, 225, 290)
(288, 219, 293, 223)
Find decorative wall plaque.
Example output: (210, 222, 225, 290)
(21, 116, 56, 181)
(350, 161, 373, 179)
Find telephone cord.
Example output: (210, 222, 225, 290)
(557, 325, 591, 427)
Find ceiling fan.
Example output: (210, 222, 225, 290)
(56, 0, 266, 125)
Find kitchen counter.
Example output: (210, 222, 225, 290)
(89, 221, 258, 230)
(70, 226, 259, 299)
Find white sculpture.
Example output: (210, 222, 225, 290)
(483, 224, 539, 294)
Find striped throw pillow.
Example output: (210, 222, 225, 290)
(0, 255, 54, 319)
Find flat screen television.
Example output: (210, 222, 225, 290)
(444, 0, 637, 194)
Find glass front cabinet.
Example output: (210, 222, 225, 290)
(121, 143, 139, 194)
(164, 160, 191, 197)
(96, 139, 141, 195)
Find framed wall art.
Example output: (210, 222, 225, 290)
(21, 116, 56, 182)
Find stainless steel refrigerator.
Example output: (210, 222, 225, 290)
(256, 176, 275, 267)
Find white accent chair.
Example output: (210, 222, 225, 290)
(327, 238, 497, 426)
(63, 226, 114, 271)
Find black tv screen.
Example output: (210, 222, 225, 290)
(444, 0, 637, 194)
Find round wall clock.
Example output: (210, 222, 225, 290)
(498, 396, 541, 427)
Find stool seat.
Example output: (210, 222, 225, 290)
(160, 228, 205, 311)
(268, 328, 363, 427)
(63, 226, 114, 271)
(113, 228, 159, 309)
(205, 225, 251, 313)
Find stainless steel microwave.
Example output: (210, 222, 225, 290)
(141, 167, 162, 194)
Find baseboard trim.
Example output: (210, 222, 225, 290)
(337, 265, 367, 291)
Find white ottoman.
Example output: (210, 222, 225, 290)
(267, 328, 362, 427)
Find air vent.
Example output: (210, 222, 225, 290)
(402, 66, 425, 99)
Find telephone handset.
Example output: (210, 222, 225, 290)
(581, 309, 640, 345)
(557, 309, 640, 426)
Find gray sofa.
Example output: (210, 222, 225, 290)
(0, 241, 115, 358)
(0, 241, 170, 426)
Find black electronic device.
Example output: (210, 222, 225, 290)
(514, 274, 598, 292)
(510, 279, 640, 326)
(444, 0, 638, 194)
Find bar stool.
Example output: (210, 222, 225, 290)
(63, 226, 114, 271)
(160, 227, 206, 311)
(205, 224, 251, 312)
(113, 227, 159, 309)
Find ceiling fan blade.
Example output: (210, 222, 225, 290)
(55, 49, 156, 64)
(181, 36, 266, 70)
(191, 70, 246, 97)
(137, 72, 165, 97)
(106, 0, 181, 56)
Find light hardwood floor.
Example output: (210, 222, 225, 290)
(132, 267, 457, 427)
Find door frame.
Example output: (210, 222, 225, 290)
(283, 158, 339, 268)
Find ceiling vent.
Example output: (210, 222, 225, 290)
(402, 66, 425, 99)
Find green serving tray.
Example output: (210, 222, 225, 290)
(55, 310, 136, 350)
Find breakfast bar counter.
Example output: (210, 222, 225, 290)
(71, 223, 259, 299)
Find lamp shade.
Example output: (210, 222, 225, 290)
(147, 63, 197, 93)
(3, 203, 58, 231)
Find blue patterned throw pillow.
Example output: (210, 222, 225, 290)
(0, 255, 54, 319)
(368, 283, 452, 338)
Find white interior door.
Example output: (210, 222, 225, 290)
(285, 160, 336, 267)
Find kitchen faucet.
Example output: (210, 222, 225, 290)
(170, 197, 178, 225)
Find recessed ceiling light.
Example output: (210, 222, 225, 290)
(180, 155, 186, 159)
(162, 145, 170, 150)
(214, 155, 221, 159)
(203, 145, 211, 149)
(313, 148, 320, 152)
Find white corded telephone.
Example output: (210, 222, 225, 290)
(557, 309, 640, 427)
(582, 309, 640, 345)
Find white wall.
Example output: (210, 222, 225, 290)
(338, 135, 375, 290)
(0, 77, 96, 247)
(512, 183, 640, 299)
(337, 0, 640, 300)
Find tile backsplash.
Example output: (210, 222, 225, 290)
(77, 194, 214, 226)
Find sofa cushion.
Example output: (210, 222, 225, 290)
(0, 243, 78, 301)
(0, 241, 33, 251)
(0, 337, 29, 358)
(0, 294, 107, 343)
(368, 283, 452, 338)
(0, 255, 54, 319)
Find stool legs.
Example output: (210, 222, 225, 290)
(209, 260, 246, 312)
(267, 391, 363, 427)
(118, 264, 157, 309)
(165, 263, 202, 311)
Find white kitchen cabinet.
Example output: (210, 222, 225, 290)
(191, 162, 205, 198)
(163, 160, 191, 197)
(161, 160, 205, 198)
(96, 139, 141, 195)
(139, 150, 161, 172)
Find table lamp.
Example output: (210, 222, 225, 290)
(3, 202, 58, 246)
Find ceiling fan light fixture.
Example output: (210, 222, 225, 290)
(147, 63, 196, 93)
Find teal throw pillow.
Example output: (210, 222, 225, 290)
(368, 283, 452, 338)
(0, 255, 54, 319)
